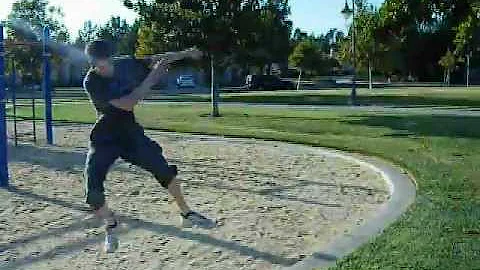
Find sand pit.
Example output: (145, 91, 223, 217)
(0, 123, 390, 270)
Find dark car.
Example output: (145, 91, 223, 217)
(245, 75, 294, 91)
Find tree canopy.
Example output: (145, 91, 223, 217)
(75, 17, 139, 56)
(6, 0, 480, 84)
(335, 0, 480, 82)
(6, 0, 69, 82)
(123, 0, 293, 72)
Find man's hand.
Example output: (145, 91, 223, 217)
(140, 60, 168, 89)
(140, 48, 203, 90)
(152, 48, 203, 64)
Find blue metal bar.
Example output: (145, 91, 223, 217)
(32, 88, 36, 144)
(11, 61, 17, 146)
(42, 27, 53, 145)
(0, 24, 10, 187)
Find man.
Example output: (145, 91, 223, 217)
(83, 40, 216, 252)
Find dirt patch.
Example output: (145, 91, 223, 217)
(0, 123, 389, 270)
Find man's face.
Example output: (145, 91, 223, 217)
(95, 58, 114, 77)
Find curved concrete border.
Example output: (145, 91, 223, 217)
(149, 132, 417, 270)
(281, 148, 417, 270)
(151, 132, 417, 270)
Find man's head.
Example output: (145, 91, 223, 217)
(85, 40, 115, 77)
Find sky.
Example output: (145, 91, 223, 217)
(0, 0, 138, 39)
(290, 0, 385, 34)
(1, 0, 385, 40)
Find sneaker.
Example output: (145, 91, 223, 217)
(181, 211, 217, 229)
(104, 233, 119, 253)
(104, 219, 119, 253)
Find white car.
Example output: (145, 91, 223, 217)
(176, 75, 196, 88)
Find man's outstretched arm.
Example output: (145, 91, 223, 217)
(109, 81, 156, 111)
(109, 48, 203, 111)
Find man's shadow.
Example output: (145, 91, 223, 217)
(2, 143, 306, 269)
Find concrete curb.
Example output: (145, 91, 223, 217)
(281, 149, 417, 270)
(142, 132, 417, 270)
(147, 132, 417, 270)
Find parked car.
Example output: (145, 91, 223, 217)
(176, 75, 196, 88)
(245, 75, 294, 90)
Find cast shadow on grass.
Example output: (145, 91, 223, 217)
(343, 114, 480, 139)
(221, 94, 480, 107)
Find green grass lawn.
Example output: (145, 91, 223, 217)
(10, 102, 480, 269)
(52, 86, 480, 107)
(212, 87, 480, 107)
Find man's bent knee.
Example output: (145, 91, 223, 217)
(156, 165, 178, 189)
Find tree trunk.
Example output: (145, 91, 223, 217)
(296, 69, 302, 91)
(368, 59, 373, 90)
(211, 56, 220, 117)
(467, 53, 470, 88)
(447, 68, 451, 87)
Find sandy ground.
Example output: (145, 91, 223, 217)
(0, 122, 390, 270)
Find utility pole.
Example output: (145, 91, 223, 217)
(211, 55, 219, 117)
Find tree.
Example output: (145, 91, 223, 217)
(97, 17, 139, 55)
(76, 17, 139, 56)
(135, 23, 158, 57)
(289, 40, 321, 89)
(256, 0, 293, 74)
(292, 28, 308, 42)
(453, 2, 480, 86)
(334, 0, 480, 84)
(6, 0, 69, 82)
(291, 27, 344, 65)
(124, 0, 237, 116)
(124, 0, 293, 116)
(7, 0, 69, 42)
(350, 3, 379, 89)
(375, 0, 473, 81)
(75, 17, 140, 57)
(439, 49, 457, 86)
(75, 20, 98, 48)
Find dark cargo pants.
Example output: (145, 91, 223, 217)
(84, 124, 177, 210)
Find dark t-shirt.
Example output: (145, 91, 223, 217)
(83, 69, 137, 139)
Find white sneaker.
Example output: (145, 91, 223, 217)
(181, 211, 217, 229)
(104, 219, 119, 253)
(104, 233, 119, 253)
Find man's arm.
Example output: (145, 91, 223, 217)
(109, 84, 150, 111)
(108, 48, 203, 111)
(109, 61, 167, 111)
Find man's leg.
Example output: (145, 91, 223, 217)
(85, 142, 121, 252)
(84, 143, 120, 225)
(121, 133, 216, 228)
(167, 178, 191, 215)
(120, 134, 190, 213)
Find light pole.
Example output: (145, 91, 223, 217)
(342, 0, 357, 105)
